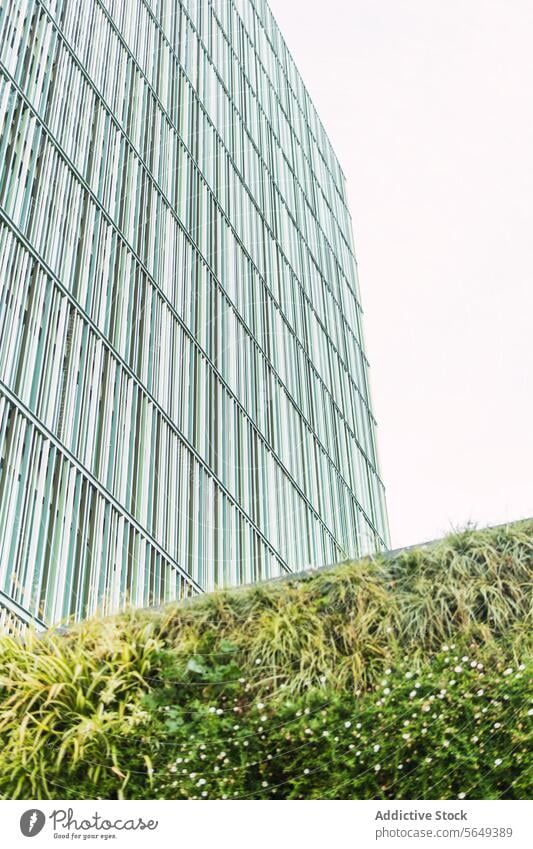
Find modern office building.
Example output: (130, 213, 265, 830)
(0, 0, 389, 630)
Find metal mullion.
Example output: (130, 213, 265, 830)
(28, 0, 377, 484)
(2, 39, 385, 551)
(0, 379, 203, 596)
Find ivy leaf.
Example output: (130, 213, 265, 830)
(165, 717, 184, 732)
(219, 639, 238, 654)
(187, 658, 207, 675)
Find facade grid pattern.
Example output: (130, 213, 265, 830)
(0, 0, 389, 627)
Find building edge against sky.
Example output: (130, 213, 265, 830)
(0, 0, 389, 630)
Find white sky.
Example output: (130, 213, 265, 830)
(268, 0, 533, 548)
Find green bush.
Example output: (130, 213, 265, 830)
(149, 649, 532, 800)
(0, 520, 531, 799)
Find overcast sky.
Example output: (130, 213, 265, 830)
(268, 0, 533, 548)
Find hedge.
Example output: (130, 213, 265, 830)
(0, 520, 531, 799)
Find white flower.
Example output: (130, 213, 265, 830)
(405, 672, 413, 679)
(257, 703, 265, 710)
(442, 645, 449, 652)
(345, 721, 351, 728)
(402, 733, 410, 740)
(383, 687, 391, 695)
(197, 778, 206, 786)
(373, 744, 380, 752)
(216, 709, 223, 715)
(458, 792, 465, 799)
(385, 668, 392, 675)
(477, 689, 484, 696)
(454, 666, 463, 674)
(470, 661, 477, 668)
(374, 764, 381, 772)
(494, 758, 502, 766)
(255, 658, 262, 665)
(304, 768, 310, 775)
(503, 668, 513, 676)
(409, 690, 417, 699)
(528, 709, 533, 716)
(494, 723, 501, 729)
(262, 781, 268, 787)
(472, 736, 479, 743)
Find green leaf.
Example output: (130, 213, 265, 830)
(186, 658, 207, 675)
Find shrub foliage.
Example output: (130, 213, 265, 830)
(0, 521, 531, 799)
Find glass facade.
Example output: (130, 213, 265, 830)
(0, 0, 389, 628)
